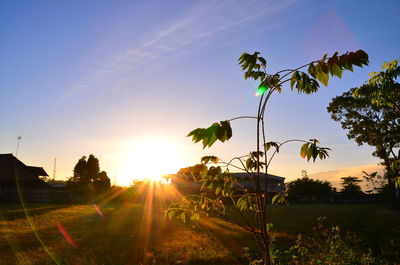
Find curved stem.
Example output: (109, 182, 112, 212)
(260, 88, 276, 119)
(226, 155, 250, 168)
(216, 160, 246, 172)
(261, 117, 269, 214)
(266, 139, 309, 168)
(256, 93, 270, 265)
(228, 116, 258, 122)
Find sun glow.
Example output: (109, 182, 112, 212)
(117, 137, 183, 186)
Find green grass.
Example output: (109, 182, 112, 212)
(0, 203, 399, 265)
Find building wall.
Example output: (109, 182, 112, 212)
(0, 188, 50, 203)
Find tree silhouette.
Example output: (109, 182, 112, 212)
(67, 154, 111, 197)
(340, 176, 363, 199)
(94, 171, 111, 194)
(286, 171, 333, 202)
(328, 66, 400, 201)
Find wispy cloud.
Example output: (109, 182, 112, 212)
(56, 0, 298, 106)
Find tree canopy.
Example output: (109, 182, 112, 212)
(67, 154, 111, 196)
(327, 61, 400, 196)
(353, 59, 400, 112)
(286, 171, 334, 202)
(340, 176, 363, 198)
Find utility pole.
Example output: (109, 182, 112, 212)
(15, 136, 22, 158)
(53, 158, 57, 179)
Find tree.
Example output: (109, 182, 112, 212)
(340, 176, 363, 199)
(68, 156, 90, 193)
(353, 58, 400, 195)
(353, 59, 400, 112)
(166, 50, 368, 265)
(86, 154, 100, 179)
(286, 171, 333, 202)
(67, 154, 111, 196)
(362, 171, 387, 194)
(93, 171, 111, 194)
(327, 61, 400, 201)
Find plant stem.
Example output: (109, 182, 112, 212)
(228, 116, 258, 122)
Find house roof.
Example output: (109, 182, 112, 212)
(26, 166, 48, 177)
(0, 153, 51, 189)
(231, 172, 285, 181)
(0, 153, 48, 177)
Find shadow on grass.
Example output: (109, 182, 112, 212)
(0, 204, 71, 221)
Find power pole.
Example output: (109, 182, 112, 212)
(53, 158, 57, 179)
(15, 136, 22, 158)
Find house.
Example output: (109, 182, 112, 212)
(166, 172, 285, 193)
(0, 153, 52, 203)
(232, 172, 285, 193)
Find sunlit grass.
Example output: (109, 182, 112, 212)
(1, 192, 399, 265)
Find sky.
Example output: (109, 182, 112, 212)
(1, 0, 399, 187)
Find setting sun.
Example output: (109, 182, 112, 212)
(117, 137, 183, 186)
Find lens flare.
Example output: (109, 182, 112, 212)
(57, 222, 78, 248)
(255, 85, 267, 96)
(93, 203, 105, 217)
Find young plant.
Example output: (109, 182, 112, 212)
(166, 50, 369, 265)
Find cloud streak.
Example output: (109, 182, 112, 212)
(309, 163, 385, 191)
(56, 0, 299, 106)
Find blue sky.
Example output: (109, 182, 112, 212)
(1, 0, 399, 186)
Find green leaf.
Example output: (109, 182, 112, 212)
(330, 63, 343, 78)
(300, 143, 308, 158)
(258, 57, 266, 68)
(201, 156, 219, 164)
(167, 210, 175, 220)
(271, 193, 280, 205)
(187, 121, 233, 149)
(315, 63, 329, 86)
(265, 141, 280, 152)
(308, 63, 317, 78)
(290, 71, 300, 89)
(215, 186, 221, 195)
(200, 166, 208, 179)
(245, 158, 253, 171)
(250, 151, 264, 159)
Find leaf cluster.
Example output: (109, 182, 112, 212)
(198, 166, 237, 197)
(168, 50, 370, 265)
(300, 139, 330, 162)
(291, 50, 369, 93)
(236, 194, 257, 211)
(264, 141, 280, 153)
(187, 120, 232, 149)
(165, 195, 218, 223)
(239, 50, 368, 98)
(271, 192, 288, 205)
(283, 222, 377, 265)
(238, 52, 267, 81)
(245, 151, 266, 172)
(353, 59, 400, 111)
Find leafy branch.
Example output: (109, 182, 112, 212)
(167, 50, 368, 265)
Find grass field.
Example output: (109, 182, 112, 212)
(1, 202, 399, 265)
